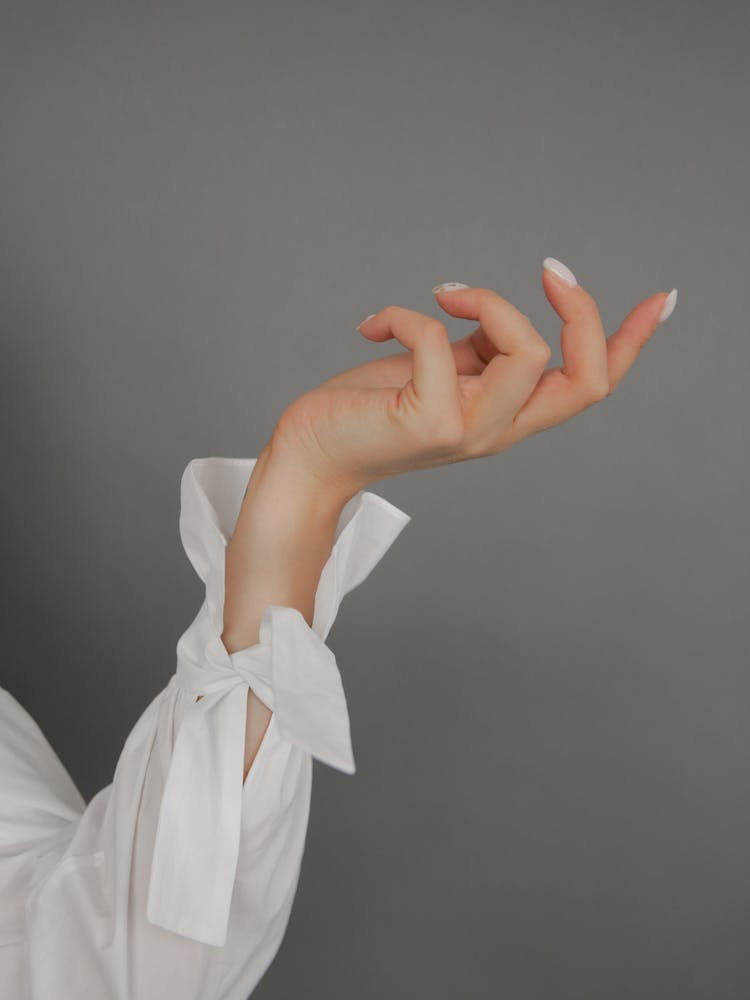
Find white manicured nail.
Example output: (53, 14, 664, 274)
(356, 312, 376, 331)
(656, 288, 678, 325)
(543, 257, 578, 287)
(432, 282, 470, 294)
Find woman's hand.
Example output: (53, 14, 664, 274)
(269, 258, 678, 497)
(228, 260, 676, 769)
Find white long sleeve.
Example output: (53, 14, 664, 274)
(0, 456, 411, 999)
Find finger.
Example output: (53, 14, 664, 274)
(541, 258, 609, 400)
(433, 283, 545, 360)
(320, 352, 413, 390)
(432, 284, 551, 426)
(324, 337, 483, 391)
(358, 306, 462, 425)
(606, 288, 678, 390)
(512, 287, 678, 437)
(325, 313, 485, 393)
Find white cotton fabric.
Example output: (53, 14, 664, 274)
(0, 456, 411, 999)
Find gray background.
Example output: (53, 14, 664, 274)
(2, 1, 748, 997)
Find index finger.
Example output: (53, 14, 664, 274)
(358, 306, 462, 424)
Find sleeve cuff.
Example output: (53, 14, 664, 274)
(147, 456, 411, 946)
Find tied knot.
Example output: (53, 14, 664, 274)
(148, 603, 355, 947)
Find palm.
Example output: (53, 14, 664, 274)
(311, 328, 582, 447)
(279, 325, 542, 484)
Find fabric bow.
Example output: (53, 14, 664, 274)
(146, 457, 411, 946)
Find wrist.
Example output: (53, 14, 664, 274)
(261, 425, 366, 510)
(221, 435, 359, 651)
(235, 458, 345, 560)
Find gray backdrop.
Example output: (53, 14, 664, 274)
(2, 1, 748, 997)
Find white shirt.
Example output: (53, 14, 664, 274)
(0, 456, 411, 999)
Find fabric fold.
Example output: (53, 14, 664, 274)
(147, 457, 411, 947)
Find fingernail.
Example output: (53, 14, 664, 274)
(432, 282, 470, 294)
(543, 257, 578, 288)
(356, 312, 376, 331)
(656, 288, 678, 325)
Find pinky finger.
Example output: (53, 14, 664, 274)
(511, 287, 678, 439)
(607, 289, 678, 391)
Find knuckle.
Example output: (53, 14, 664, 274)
(463, 434, 493, 459)
(582, 380, 611, 405)
(466, 428, 512, 459)
(421, 318, 449, 342)
(578, 382, 609, 409)
(419, 413, 464, 451)
(525, 339, 552, 367)
(380, 305, 401, 322)
(438, 418, 465, 450)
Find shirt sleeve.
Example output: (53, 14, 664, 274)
(23, 456, 411, 1000)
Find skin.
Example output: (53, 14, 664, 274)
(221, 267, 674, 781)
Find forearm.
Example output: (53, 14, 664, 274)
(221, 434, 358, 779)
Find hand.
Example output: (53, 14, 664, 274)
(270, 259, 678, 496)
